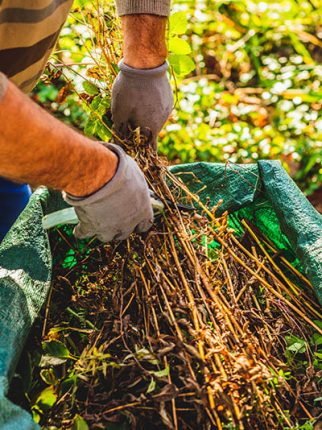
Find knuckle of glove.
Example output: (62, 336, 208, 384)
(73, 207, 98, 239)
(116, 228, 134, 241)
(136, 217, 153, 234)
(97, 230, 120, 243)
(74, 223, 93, 240)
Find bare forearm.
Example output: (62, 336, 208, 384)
(122, 14, 167, 68)
(0, 78, 117, 196)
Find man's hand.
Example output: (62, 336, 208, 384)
(64, 143, 153, 243)
(111, 14, 174, 148)
(111, 60, 173, 148)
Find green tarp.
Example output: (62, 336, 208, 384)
(0, 160, 321, 429)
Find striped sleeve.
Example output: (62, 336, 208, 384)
(115, 0, 170, 16)
(0, 0, 73, 93)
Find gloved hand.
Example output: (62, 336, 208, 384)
(111, 60, 174, 149)
(63, 143, 153, 243)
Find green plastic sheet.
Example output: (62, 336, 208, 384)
(0, 160, 321, 429)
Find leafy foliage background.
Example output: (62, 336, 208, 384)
(34, 0, 322, 195)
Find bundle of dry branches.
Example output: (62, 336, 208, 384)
(41, 137, 321, 430)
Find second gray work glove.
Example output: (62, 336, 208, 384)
(111, 60, 174, 149)
(63, 143, 153, 243)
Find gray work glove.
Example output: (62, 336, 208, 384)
(63, 143, 153, 243)
(111, 60, 174, 149)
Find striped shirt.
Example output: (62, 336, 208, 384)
(0, 0, 170, 94)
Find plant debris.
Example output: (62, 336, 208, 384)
(10, 135, 322, 430)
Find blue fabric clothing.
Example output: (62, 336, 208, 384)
(0, 177, 31, 241)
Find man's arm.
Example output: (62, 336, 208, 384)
(122, 14, 167, 69)
(111, 1, 172, 147)
(0, 73, 153, 242)
(0, 73, 117, 196)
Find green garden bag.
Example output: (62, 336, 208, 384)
(0, 160, 321, 429)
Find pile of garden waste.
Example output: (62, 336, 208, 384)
(8, 136, 322, 430)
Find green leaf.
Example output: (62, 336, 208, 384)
(82, 80, 99, 95)
(169, 54, 195, 76)
(84, 115, 111, 140)
(40, 368, 57, 385)
(42, 340, 71, 359)
(84, 116, 99, 137)
(39, 355, 67, 367)
(89, 95, 102, 111)
(285, 335, 307, 354)
(36, 386, 57, 410)
(87, 95, 110, 116)
(48, 326, 66, 335)
(169, 12, 187, 35)
(96, 122, 112, 141)
(288, 33, 313, 64)
(168, 37, 191, 55)
(311, 333, 322, 346)
(313, 358, 322, 371)
(73, 0, 87, 8)
(72, 414, 89, 430)
(61, 374, 77, 394)
(31, 405, 42, 424)
(95, 97, 111, 115)
(153, 366, 170, 378)
(302, 153, 320, 175)
(37, 84, 59, 103)
(287, 342, 306, 353)
(147, 378, 156, 393)
(313, 320, 322, 330)
(314, 397, 322, 402)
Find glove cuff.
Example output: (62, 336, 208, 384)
(118, 60, 168, 79)
(63, 143, 128, 205)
